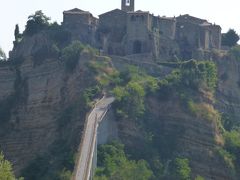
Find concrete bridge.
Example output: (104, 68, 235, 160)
(72, 96, 116, 180)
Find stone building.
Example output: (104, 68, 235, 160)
(62, 0, 222, 60)
(121, 0, 135, 12)
(176, 14, 221, 50)
(98, 9, 127, 55)
(63, 8, 98, 46)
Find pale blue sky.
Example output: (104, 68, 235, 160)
(1, 0, 239, 54)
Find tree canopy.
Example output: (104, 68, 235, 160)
(0, 152, 23, 180)
(95, 142, 153, 180)
(0, 48, 6, 61)
(24, 10, 50, 35)
(222, 29, 239, 47)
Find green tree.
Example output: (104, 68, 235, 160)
(14, 24, 20, 40)
(222, 29, 239, 47)
(224, 130, 240, 166)
(195, 175, 205, 180)
(24, 10, 50, 35)
(95, 142, 153, 180)
(61, 41, 85, 72)
(0, 152, 23, 180)
(113, 81, 145, 119)
(0, 47, 6, 61)
(173, 158, 191, 180)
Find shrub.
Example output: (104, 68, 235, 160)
(224, 130, 240, 166)
(0, 47, 6, 61)
(24, 10, 50, 36)
(88, 58, 120, 88)
(95, 142, 153, 180)
(180, 60, 217, 92)
(222, 29, 239, 47)
(113, 82, 145, 120)
(216, 147, 235, 170)
(195, 175, 205, 180)
(173, 157, 191, 180)
(61, 41, 85, 72)
(187, 101, 220, 122)
(0, 151, 23, 180)
(229, 45, 240, 61)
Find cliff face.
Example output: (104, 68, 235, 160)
(116, 95, 232, 179)
(215, 55, 240, 128)
(0, 34, 95, 175)
(114, 55, 240, 180)
(1, 28, 240, 180)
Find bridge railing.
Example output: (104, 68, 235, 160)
(72, 96, 112, 180)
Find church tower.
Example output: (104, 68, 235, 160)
(121, 0, 134, 12)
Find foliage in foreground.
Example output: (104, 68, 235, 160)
(0, 152, 23, 180)
(94, 142, 153, 180)
(222, 29, 239, 47)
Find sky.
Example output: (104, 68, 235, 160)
(0, 0, 239, 55)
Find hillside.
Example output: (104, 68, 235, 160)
(0, 10, 240, 180)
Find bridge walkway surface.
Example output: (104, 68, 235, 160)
(72, 96, 115, 180)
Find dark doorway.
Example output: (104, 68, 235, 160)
(133, 40, 142, 54)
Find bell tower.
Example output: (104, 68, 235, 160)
(121, 0, 134, 12)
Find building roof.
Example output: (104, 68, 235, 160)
(99, 9, 126, 17)
(128, 10, 149, 14)
(159, 16, 176, 21)
(177, 14, 207, 24)
(63, 8, 91, 15)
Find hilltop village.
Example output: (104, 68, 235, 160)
(62, 0, 221, 60)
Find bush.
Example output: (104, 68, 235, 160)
(224, 130, 240, 166)
(195, 175, 205, 180)
(95, 142, 153, 180)
(88, 58, 120, 88)
(24, 10, 50, 36)
(113, 82, 145, 120)
(0, 151, 23, 180)
(187, 101, 220, 122)
(229, 45, 240, 61)
(61, 41, 85, 72)
(180, 60, 217, 92)
(172, 157, 191, 180)
(222, 29, 239, 47)
(216, 147, 235, 171)
(0, 47, 6, 61)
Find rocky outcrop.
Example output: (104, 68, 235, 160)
(215, 55, 240, 127)
(0, 53, 93, 175)
(116, 95, 233, 179)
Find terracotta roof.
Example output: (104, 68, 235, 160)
(128, 10, 149, 14)
(63, 8, 91, 14)
(99, 9, 125, 17)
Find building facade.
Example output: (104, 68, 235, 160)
(62, 0, 222, 59)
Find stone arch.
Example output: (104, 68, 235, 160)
(133, 40, 142, 54)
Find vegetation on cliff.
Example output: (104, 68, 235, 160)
(94, 142, 153, 180)
(222, 29, 239, 47)
(0, 152, 23, 180)
(2, 9, 240, 180)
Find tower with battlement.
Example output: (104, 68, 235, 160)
(121, 0, 134, 12)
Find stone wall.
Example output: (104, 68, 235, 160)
(98, 9, 127, 55)
(158, 17, 176, 39)
(126, 11, 152, 54)
(63, 10, 98, 46)
(97, 108, 118, 145)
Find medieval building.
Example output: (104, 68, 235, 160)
(62, 0, 222, 60)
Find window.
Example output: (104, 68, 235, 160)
(126, 0, 130, 6)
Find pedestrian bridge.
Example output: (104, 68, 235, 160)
(72, 96, 116, 180)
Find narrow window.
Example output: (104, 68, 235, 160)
(126, 0, 130, 6)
